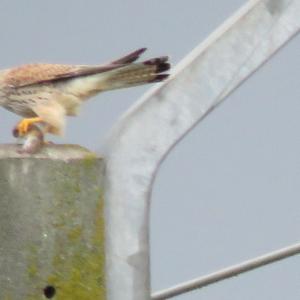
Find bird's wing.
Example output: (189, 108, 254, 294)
(4, 48, 148, 88)
(4, 63, 124, 88)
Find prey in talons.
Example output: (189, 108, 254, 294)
(13, 123, 45, 154)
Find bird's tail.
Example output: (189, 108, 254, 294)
(65, 48, 170, 98)
(101, 56, 170, 91)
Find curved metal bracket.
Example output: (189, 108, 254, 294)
(103, 0, 300, 299)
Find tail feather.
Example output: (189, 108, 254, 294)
(65, 49, 170, 98)
(101, 56, 170, 91)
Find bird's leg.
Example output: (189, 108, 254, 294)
(12, 123, 45, 154)
(16, 117, 43, 136)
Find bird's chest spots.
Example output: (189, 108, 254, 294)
(9, 86, 48, 99)
(3, 88, 48, 116)
(3, 98, 36, 116)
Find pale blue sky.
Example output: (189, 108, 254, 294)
(0, 1, 299, 299)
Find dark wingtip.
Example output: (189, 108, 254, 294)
(143, 56, 169, 66)
(137, 47, 147, 55)
(143, 56, 170, 74)
(157, 62, 171, 73)
(158, 56, 169, 63)
(112, 48, 147, 64)
(129, 48, 147, 59)
(149, 74, 169, 83)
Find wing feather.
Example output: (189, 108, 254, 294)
(4, 48, 148, 88)
(4, 63, 124, 88)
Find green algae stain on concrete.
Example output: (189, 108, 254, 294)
(82, 152, 98, 169)
(45, 157, 106, 300)
(3, 295, 13, 300)
(47, 196, 106, 300)
(22, 152, 106, 299)
(27, 245, 39, 279)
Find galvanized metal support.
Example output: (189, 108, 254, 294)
(152, 242, 300, 299)
(103, 0, 300, 299)
(0, 144, 106, 300)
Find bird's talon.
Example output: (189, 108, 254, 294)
(17, 120, 29, 135)
(15, 117, 43, 137)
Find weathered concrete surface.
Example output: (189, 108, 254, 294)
(0, 144, 106, 300)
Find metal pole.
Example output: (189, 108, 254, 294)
(103, 1, 300, 299)
(152, 242, 300, 299)
(0, 144, 106, 300)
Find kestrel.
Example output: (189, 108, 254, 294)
(0, 48, 170, 136)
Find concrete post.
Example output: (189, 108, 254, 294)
(0, 144, 105, 300)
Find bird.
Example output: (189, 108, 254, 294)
(0, 48, 170, 137)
